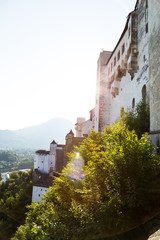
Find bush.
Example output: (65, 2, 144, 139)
(122, 100, 150, 138)
(13, 122, 160, 240)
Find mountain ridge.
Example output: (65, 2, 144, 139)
(0, 118, 75, 150)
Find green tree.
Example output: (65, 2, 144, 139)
(122, 100, 150, 138)
(0, 169, 33, 240)
(0, 151, 18, 162)
(13, 122, 160, 240)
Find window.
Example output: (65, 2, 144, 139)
(114, 57, 116, 66)
(146, 23, 148, 33)
(146, 0, 148, 8)
(142, 85, 147, 102)
(38, 194, 40, 197)
(117, 51, 120, 61)
(128, 27, 131, 38)
(143, 55, 146, 62)
(132, 98, 135, 109)
(122, 44, 125, 54)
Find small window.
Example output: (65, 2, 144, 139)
(117, 51, 120, 61)
(146, 0, 148, 8)
(142, 85, 147, 102)
(143, 55, 146, 62)
(38, 194, 40, 197)
(146, 23, 148, 33)
(122, 44, 125, 54)
(41, 161, 43, 163)
(114, 57, 116, 66)
(132, 98, 135, 109)
(128, 27, 131, 38)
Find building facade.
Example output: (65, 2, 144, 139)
(32, 140, 65, 203)
(33, 0, 160, 203)
(32, 131, 84, 203)
(76, 0, 160, 147)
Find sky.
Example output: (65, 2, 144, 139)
(0, 0, 136, 130)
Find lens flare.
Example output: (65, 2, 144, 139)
(67, 153, 87, 180)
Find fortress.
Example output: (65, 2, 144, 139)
(75, 0, 160, 148)
(32, 0, 160, 202)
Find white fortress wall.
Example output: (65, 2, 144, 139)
(148, 0, 160, 146)
(95, 51, 112, 132)
(104, 3, 149, 127)
(32, 186, 49, 203)
(44, 154, 50, 173)
(34, 153, 46, 172)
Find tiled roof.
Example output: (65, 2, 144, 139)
(35, 150, 50, 155)
(33, 171, 53, 188)
(50, 140, 57, 144)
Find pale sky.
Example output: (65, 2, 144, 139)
(0, 0, 136, 130)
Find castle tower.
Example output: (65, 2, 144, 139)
(50, 140, 57, 155)
(49, 140, 57, 171)
(65, 130, 74, 145)
(95, 51, 112, 132)
(75, 118, 85, 137)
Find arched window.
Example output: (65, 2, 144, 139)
(142, 85, 146, 102)
(132, 98, 135, 109)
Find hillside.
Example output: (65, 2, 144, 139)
(0, 118, 75, 150)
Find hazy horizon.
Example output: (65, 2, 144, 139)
(0, 0, 136, 130)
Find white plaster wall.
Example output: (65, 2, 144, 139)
(95, 51, 112, 131)
(44, 155, 50, 173)
(50, 143, 57, 155)
(49, 154, 56, 171)
(95, 58, 102, 131)
(103, 6, 149, 126)
(34, 153, 50, 174)
(107, 19, 131, 80)
(32, 186, 49, 203)
(79, 2, 150, 134)
(81, 120, 92, 136)
(148, 0, 160, 132)
(109, 69, 149, 124)
(34, 154, 45, 171)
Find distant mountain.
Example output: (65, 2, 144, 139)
(0, 118, 75, 150)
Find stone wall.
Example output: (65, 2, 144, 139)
(148, 0, 160, 135)
(94, 5, 149, 132)
(95, 51, 112, 132)
(32, 186, 49, 203)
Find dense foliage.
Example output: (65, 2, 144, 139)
(0, 151, 18, 162)
(122, 101, 150, 138)
(12, 122, 160, 240)
(0, 169, 33, 240)
(0, 150, 34, 173)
